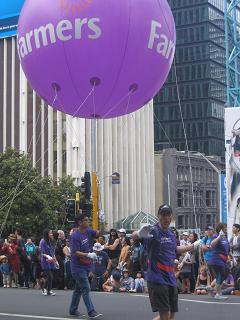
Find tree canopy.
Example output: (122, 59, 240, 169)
(0, 148, 78, 240)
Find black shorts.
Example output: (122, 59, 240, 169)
(180, 272, 191, 280)
(147, 281, 178, 313)
(208, 265, 227, 285)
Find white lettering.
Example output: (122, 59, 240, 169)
(148, 20, 161, 50)
(148, 20, 175, 64)
(75, 18, 88, 39)
(88, 18, 101, 39)
(26, 31, 34, 53)
(166, 39, 175, 62)
(56, 20, 73, 41)
(157, 34, 168, 56)
(18, 17, 102, 59)
(34, 24, 56, 49)
(19, 36, 28, 59)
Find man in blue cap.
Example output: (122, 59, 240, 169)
(134, 204, 200, 320)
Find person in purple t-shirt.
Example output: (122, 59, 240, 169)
(133, 204, 200, 320)
(39, 229, 58, 296)
(69, 213, 102, 319)
(207, 223, 230, 300)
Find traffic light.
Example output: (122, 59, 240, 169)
(66, 199, 76, 222)
(80, 172, 91, 200)
(79, 198, 93, 218)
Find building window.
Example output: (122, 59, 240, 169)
(206, 214, 211, 226)
(178, 215, 184, 229)
(206, 191, 211, 207)
(184, 189, 189, 206)
(177, 189, 184, 207)
(185, 215, 189, 228)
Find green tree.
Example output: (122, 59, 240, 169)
(0, 148, 78, 239)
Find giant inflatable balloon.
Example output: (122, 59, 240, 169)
(17, 0, 176, 119)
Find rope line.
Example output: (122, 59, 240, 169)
(173, 58, 198, 229)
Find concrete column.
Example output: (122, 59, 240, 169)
(128, 114, 134, 215)
(66, 115, 72, 176)
(131, 113, 137, 212)
(149, 101, 155, 214)
(85, 119, 91, 172)
(117, 117, 124, 221)
(11, 38, 15, 148)
(57, 111, 63, 180)
(103, 120, 111, 227)
(71, 117, 85, 184)
(41, 100, 45, 176)
(145, 105, 151, 212)
(3, 39, 7, 151)
(97, 119, 104, 212)
(112, 117, 119, 224)
(140, 107, 146, 212)
(108, 120, 113, 227)
(122, 114, 129, 218)
(19, 66, 28, 154)
(48, 106, 53, 175)
(135, 109, 142, 211)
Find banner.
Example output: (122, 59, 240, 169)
(0, 0, 25, 39)
(220, 173, 227, 224)
(225, 107, 240, 236)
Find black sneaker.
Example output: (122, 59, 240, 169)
(88, 310, 103, 318)
(69, 311, 86, 317)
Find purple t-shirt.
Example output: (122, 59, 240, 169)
(208, 234, 230, 267)
(222, 274, 234, 289)
(39, 239, 56, 270)
(70, 228, 97, 274)
(144, 224, 177, 286)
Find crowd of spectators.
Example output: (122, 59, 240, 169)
(0, 223, 240, 298)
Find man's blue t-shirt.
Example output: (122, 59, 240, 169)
(93, 251, 110, 276)
(131, 243, 142, 263)
(70, 228, 97, 274)
(144, 224, 177, 286)
(201, 236, 214, 263)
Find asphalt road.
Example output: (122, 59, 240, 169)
(0, 288, 239, 320)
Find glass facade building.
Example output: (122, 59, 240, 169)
(154, 0, 227, 156)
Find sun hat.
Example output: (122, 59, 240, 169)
(0, 255, 8, 262)
(93, 243, 104, 252)
(118, 228, 126, 233)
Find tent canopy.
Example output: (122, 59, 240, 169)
(114, 211, 158, 231)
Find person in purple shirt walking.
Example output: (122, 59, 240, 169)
(207, 223, 230, 300)
(39, 229, 59, 296)
(69, 213, 102, 319)
(133, 204, 200, 320)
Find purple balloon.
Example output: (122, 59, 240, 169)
(17, 0, 176, 119)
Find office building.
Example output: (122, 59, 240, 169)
(154, 0, 226, 157)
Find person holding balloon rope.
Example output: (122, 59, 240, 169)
(133, 205, 201, 320)
(69, 213, 102, 318)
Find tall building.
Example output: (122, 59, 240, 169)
(0, 36, 155, 228)
(155, 148, 224, 231)
(154, 0, 226, 157)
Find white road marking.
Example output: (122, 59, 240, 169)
(179, 298, 240, 305)
(0, 313, 85, 320)
(123, 293, 240, 305)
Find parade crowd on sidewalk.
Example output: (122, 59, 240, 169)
(0, 223, 240, 298)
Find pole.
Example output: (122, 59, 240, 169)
(92, 172, 99, 230)
(91, 119, 99, 229)
(167, 174, 171, 206)
(91, 119, 97, 172)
